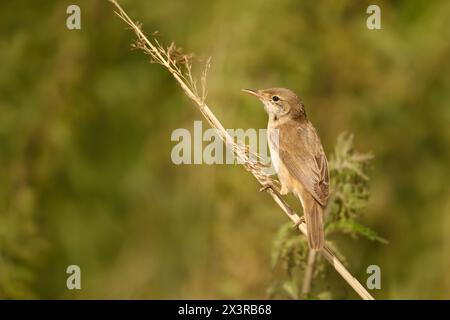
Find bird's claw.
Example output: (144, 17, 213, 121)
(259, 182, 279, 193)
(293, 216, 305, 229)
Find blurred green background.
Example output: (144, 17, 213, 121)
(0, 0, 449, 299)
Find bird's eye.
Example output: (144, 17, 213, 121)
(272, 96, 280, 102)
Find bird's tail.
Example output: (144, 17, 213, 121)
(304, 200, 324, 250)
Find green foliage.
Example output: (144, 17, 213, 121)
(269, 133, 385, 299)
(268, 223, 308, 299)
(0, 187, 48, 298)
(327, 219, 387, 243)
(0, 0, 449, 299)
(326, 133, 386, 243)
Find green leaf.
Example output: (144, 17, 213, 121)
(327, 219, 388, 244)
(282, 280, 299, 300)
(270, 222, 294, 269)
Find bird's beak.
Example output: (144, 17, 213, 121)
(241, 88, 261, 98)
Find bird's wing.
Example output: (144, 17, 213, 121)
(276, 121, 329, 206)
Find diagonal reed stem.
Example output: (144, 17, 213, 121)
(109, 0, 374, 300)
(301, 249, 317, 297)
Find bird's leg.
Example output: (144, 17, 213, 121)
(260, 179, 289, 195)
(259, 181, 280, 193)
(260, 181, 302, 226)
(293, 216, 306, 229)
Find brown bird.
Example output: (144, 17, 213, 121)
(243, 88, 329, 250)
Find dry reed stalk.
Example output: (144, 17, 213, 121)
(109, 0, 375, 300)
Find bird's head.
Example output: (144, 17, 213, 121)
(242, 87, 305, 120)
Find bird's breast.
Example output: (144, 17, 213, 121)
(267, 126, 281, 174)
